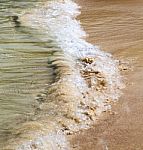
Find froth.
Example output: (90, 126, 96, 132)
(10, 0, 125, 149)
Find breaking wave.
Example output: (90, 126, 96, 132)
(5, 0, 124, 149)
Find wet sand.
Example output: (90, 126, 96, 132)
(69, 0, 143, 149)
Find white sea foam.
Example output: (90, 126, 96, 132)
(17, 132, 70, 150)
(15, 0, 124, 149)
(23, 0, 123, 107)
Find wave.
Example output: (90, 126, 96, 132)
(5, 0, 124, 149)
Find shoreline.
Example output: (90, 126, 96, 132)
(1, 0, 143, 149)
(4, 1, 123, 149)
(69, 0, 143, 149)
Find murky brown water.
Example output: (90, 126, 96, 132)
(70, 0, 143, 149)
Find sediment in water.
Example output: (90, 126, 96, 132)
(4, 0, 124, 149)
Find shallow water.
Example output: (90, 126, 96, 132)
(0, 0, 60, 147)
(0, 0, 124, 149)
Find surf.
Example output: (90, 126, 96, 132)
(4, 0, 124, 149)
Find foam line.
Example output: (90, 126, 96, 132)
(10, 0, 125, 149)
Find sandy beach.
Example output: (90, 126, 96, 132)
(69, 0, 143, 149)
(0, 0, 143, 149)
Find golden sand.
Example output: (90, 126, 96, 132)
(69, 0, 143, 149)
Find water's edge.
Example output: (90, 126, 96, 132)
(4, 0, 124, 149)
